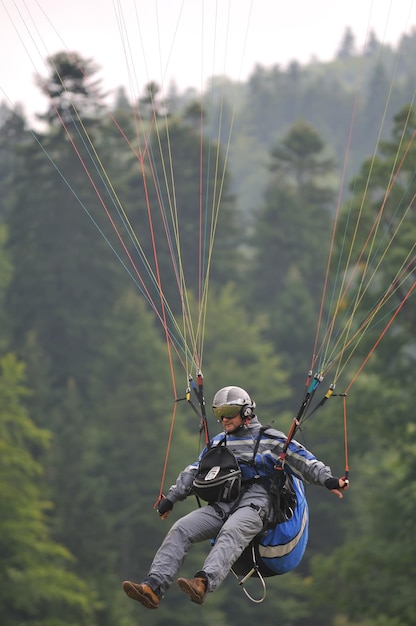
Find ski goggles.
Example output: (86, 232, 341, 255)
(212, 404, 242, 421)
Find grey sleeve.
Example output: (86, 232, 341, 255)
(279, 439, 334, 486)
(165, 464, 198, 503)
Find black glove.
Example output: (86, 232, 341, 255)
(325, 477, 341, 491)
(157, 497, 173, 516)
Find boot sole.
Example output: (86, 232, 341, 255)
(177, 578, 205, 605)
(122, 581, 159, 609)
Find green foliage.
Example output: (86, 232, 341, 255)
(248, 120, 336, 401)
(202, 283, 291, 422)
(1, 39, 415, 625)
(0, 353, 96, 626)
(270, 119, 336, 204)
(4, 120, 128, 393)
(229, 34, 414, 219)
(122, 116, 244, 315)
(0, 105, 31, 219)
(36, 51, 105, 125)
(60, 290, 180, 623)
(0, 224, 13, 350)
(332, 104, 416, 386)
(305, 360, 416, 625)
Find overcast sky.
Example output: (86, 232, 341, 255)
(1, 0, 415, 121)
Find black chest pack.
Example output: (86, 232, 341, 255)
(192, 438, 241, 504)
(192, 427, 297, 523)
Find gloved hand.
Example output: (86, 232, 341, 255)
(325, 476, 349, 499)
(157, 497, 173, 518)
(325, 477, 341, 490)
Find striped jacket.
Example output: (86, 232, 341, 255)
(165, 416, 334, 504)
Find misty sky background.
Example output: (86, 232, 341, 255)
(1, 0, 415, 123)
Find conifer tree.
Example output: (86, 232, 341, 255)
(304, 105, 416, 626)
(333, 104, 416, 377)
(123, 115, 243, 317)
(4, 54, 128, 396)
(0, 353, 96, 626)
(248, 120, 336, 399)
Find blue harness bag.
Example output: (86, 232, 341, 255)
(256, 476, 308, 576)
(233, 475, 308, 578)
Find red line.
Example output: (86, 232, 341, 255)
(344, 279, 415, 394)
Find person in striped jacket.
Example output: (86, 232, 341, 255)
(122, 385, 348, 609)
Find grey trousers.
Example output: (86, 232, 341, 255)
(146, 499, 267, 596)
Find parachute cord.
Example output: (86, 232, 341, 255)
(280, 373, 324, 464)
(195, 0, 254, 369)
(305, 261, 413, 429)
(312, 14, 381, 372)
(343, 394, 350, 481)
(317, 128, 416, 379)
(316, 52, 416, 372)
(30, 46, 198, 372)
(312, 61, 362, 373)
(144, 140, 202, 370)
(155, 320, 184, 504)
(50, 56, 194, 362)
(35, 93, 186, 507)
(306, 391, 350, 479)
(111, 2, 203, 368)
(136, 132, 200, 396)
(52, 106, 196, 376)
(112, 4, 202, 368)
(155, 398, 178, 506)
(343, 278, 415, 395)
(327, 155, 416, 379)
(321, 251, 415, 382)
(196, 3, 208, 364)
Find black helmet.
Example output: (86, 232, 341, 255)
(212, 386, 256, 421)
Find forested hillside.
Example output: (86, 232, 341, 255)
(0, 29, 415, 626)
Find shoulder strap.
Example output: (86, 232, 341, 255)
(251, 425, 273, 462)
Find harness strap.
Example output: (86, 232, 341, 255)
(241, 475, 269, 486)
(251, 425, 272, 463)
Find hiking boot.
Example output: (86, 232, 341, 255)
(177, 574, 208, 605)
(122, 580, 159, 609)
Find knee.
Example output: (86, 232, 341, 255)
(169, 519, 187, 536)
(232, 506, 265, 535)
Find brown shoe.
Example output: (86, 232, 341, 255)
(122, 580, 159, 609)
(177, 575, 208, 605)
